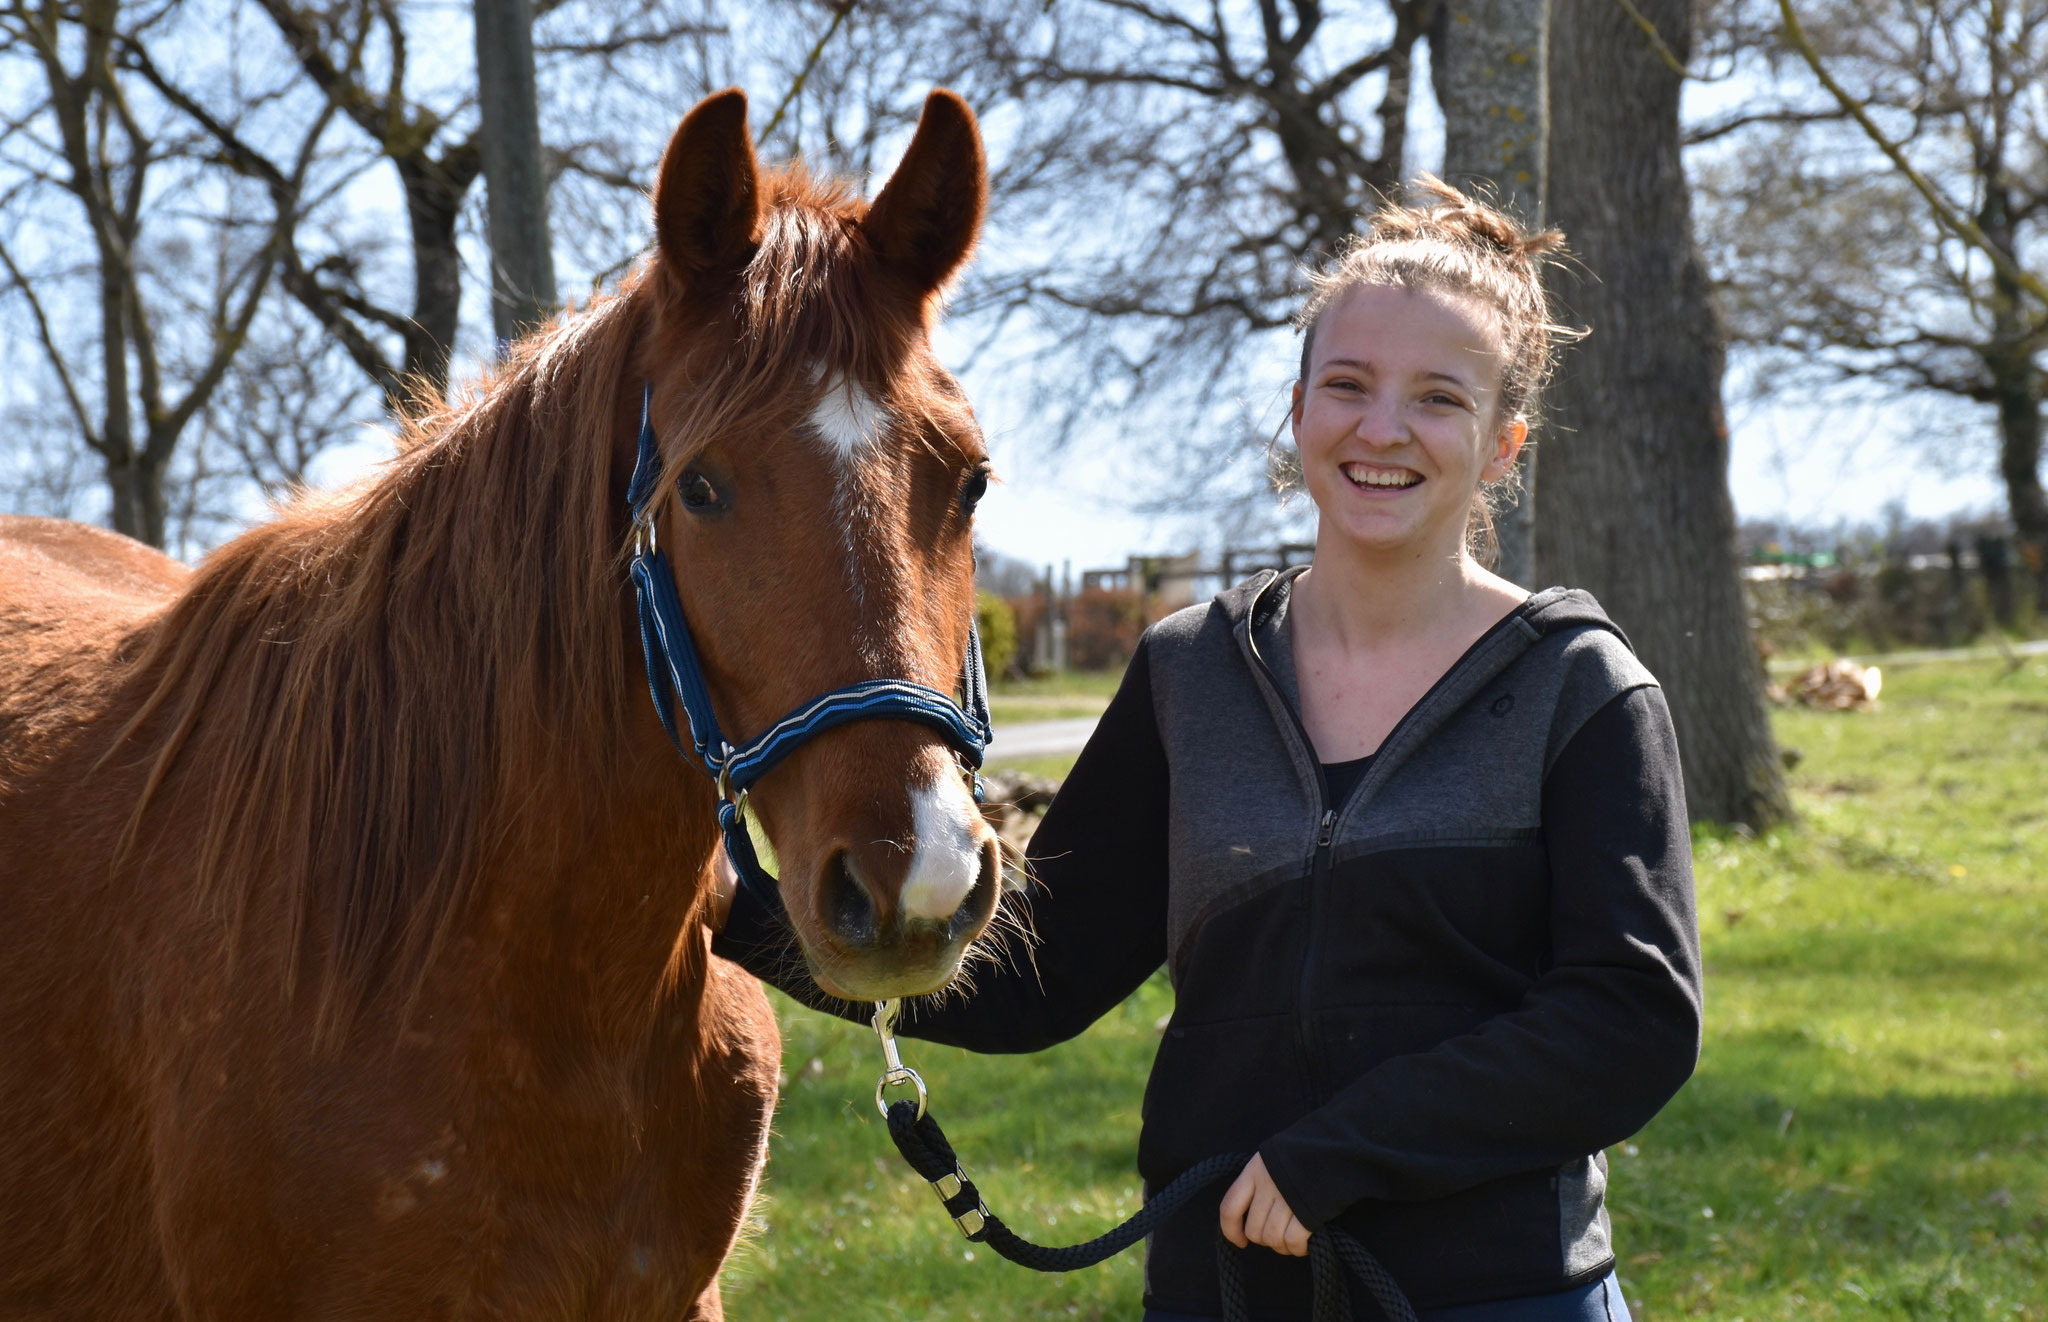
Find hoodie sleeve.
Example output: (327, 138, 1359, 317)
(711, 635, 1173, 1053)
(1257, 683, 1702, 1224)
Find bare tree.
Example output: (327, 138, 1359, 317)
(0, 0, 331, 547)
(1696, 0, 2048, 608)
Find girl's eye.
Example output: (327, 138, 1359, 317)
(679, 470, 722, 512)
(961, 464, 991, 516)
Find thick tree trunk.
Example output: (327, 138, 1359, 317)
(1432, 0, 1549, 586)
(474, 0, 558, 346)
(1539, 0, 1789, 829)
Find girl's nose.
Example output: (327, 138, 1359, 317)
(1353, 394, 1404, 446)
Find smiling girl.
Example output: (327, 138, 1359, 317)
(713, 180, 1701, 1322)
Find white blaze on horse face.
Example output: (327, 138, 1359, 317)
(899, 766, 985, 923)
(807, 372, 889, 466)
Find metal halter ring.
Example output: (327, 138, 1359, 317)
(875, 1065, 929, 1121)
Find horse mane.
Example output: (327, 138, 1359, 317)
(109, 283, 647, 1031)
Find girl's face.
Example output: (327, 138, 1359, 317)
(1290, 284, 1525, 560)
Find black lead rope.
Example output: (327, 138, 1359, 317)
(871, 1005, 1419, 1322)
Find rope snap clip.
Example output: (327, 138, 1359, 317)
(871, 999, 928, 1121)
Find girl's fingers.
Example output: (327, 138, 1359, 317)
(1218, 1166, 1255, 1249)
(1256, 1199, 1302, 1256)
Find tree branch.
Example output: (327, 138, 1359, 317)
(0, 233, 104, 453)
(1684, 105, 1847, 145)
(1777, 0, 2048, 325)
(1610, 0, 1688, 77)
(758, 1, 854, 146)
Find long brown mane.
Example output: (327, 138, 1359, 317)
(112, 286, 640, 1027)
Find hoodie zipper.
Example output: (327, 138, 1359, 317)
(1240, 578, 1339, 1105)
(1298, 806, 1338, 1099)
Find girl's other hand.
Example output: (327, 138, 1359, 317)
(1218, 1153, 1311, 1257)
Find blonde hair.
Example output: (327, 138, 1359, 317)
(1291, 175, 1580, 562)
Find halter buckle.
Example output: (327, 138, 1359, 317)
(714, 743, 740, 804)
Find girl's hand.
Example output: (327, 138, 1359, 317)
(703, 846, 737, 931)
(1218, 1153, 1311, 1257)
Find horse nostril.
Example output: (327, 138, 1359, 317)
(822, 849, 877, 948)
(949, 837, 1001, 943)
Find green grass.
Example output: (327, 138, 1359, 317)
(980, 753, 1088, 781)
(990, 670, 1125, 700)
(722, 658, 2048, 1321)
(987, 670, 1118, 728)
(987, 699, 1111, 726)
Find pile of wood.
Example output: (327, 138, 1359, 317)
(1770, 659, 1884, 710)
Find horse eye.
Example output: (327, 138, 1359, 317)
(679, 470, 722, 512)
(960, 465, 990, 516)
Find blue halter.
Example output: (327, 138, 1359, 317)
(626, 384, 993, 913)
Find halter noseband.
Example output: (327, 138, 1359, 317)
(626, 384, 993, 913)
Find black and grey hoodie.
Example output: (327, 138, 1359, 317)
(715, 570, 1703, 1318)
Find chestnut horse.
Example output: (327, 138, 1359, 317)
(0, 88, 999, 1319)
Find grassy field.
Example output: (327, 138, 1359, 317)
(987, 669, 1120, 727)
(720, 657, 2048, 1321)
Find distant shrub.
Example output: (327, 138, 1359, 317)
(1746, 561, 2039, 657)
(1067, 586, 1147, 671)
(975, 591, 1018, 680)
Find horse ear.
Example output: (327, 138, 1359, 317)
(653, 89, 763, 282)
(863, 90, 987, 296)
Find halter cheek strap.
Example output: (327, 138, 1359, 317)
(626, 383, 993, 914)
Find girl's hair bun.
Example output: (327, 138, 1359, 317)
(1381, 174, 1566, 264)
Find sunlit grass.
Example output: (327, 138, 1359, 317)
(722, 658, 2048, 1321)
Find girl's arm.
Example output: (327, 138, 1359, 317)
(1256, 683, 1703, 1226)
(711, 636, 1173, 1054)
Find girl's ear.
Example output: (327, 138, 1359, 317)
(1289, 380, 1305, 439)
(1481, 416, 1529, 484)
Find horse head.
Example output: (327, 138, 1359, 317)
(635, 89, 1000, 1001)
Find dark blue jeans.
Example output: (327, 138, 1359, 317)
(1141, 1269, 1633, 1322)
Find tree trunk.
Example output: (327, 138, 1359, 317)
(1977, 181, 2048, 613)
(395, 154, 475, 400)
(474, 0, 558, 347)
(1432, 0, 1549, 587)
(1539, 0, 1789, 829)
(104, 451, 167, 548)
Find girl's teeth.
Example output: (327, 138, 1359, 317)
(1345, 465, 1419, 488)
